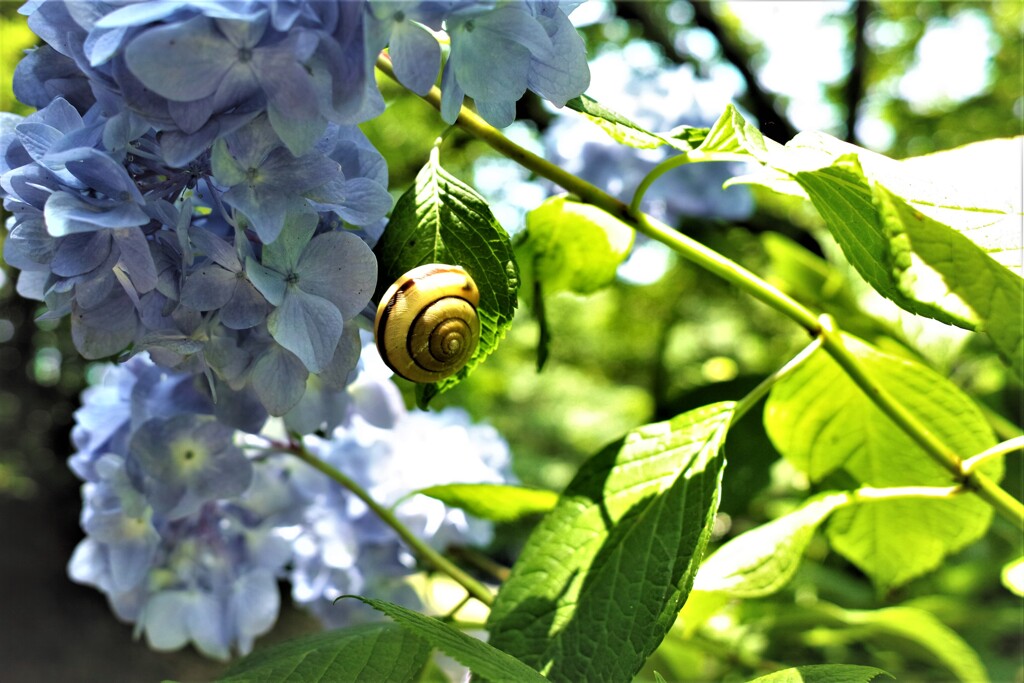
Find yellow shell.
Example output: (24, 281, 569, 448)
(374, 264, 481, 383)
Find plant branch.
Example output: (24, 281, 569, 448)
(732, 336, 823, 424)
(282, 438, 495, 607)
(373, 54, 1024, 531)
(843, 1, 871, 144)
(686, 1, 798, 142)
(962, 436, 1024, 476)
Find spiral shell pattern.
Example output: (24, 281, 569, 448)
(374, 264, 481, 383)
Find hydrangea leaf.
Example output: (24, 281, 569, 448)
(349, 597, 548, 683)
(696, 103, 771, 160)
(415, 483, 558, 523)
(487, 403, 732, 682)
(520, 195, 634, 295)
(565, 94, 672, 150)
(764, 334, 1001, 589)
(374, 146, 519, 404)
(737, 129, 1024, 377)
(748, 665, 893, 683)
(820, 605, 988, 683)
(217, 623, 431, 683)
(693, 492, 851, 598)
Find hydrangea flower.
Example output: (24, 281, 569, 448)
(67, 344, 515, 657)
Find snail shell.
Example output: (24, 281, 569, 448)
(374, 264, 481, 383)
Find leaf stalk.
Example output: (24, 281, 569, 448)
(285, 439, 495, 607)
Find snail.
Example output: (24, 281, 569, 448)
(374, 264, 481, 383)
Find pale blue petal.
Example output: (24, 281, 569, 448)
(71, 288, 137, 359)
(268, 287, 344, 373)
(52, 231, 111, 276)
(220, 278, 270, 330)
(143, 591, 191, 651)
(114, 228, 158, 295)
(390, 21, 441, 95)
(295, 230, 377, 319)
(44, 191, 150, 236)
(475, 99, 517, 128)
(125, 16, 237, 101)
(245, 256, 286, 306)
(527, 11, 590, 106)
(180, 262, 236, 311)
(251, 344, 308, 416)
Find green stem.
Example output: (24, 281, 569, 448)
(962, 436, 1024, 476)
(732, 337, 823, 424)
(631, 150, 751, 215)
(373, 55, 1024, 531)
(287, 441, 494, 607)
(849, 485, 964, 502)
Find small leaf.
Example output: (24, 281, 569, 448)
(416, 483, 558, 523)
(826, 605, 989, 683)
(764, 334, 1000, 589)
(748, 664, 893, 683)
(348, 596, 548, 683)
(374, 147, 519, 404)
(696, 104, 772, 161)
(217, 623, 430, 683)
(487, 403, 733, 682)
(520, 195, 635, 295)
(694, 492, 851, 598)
(565, 94, 671, 149)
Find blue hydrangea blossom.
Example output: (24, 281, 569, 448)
(67, 346, 514, 657)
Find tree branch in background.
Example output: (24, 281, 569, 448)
(684, 1, 798, 142)
(844, 1, 871, 144)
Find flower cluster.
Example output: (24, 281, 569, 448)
(2, 0, 590, 418)
(68, 342, 513, 659)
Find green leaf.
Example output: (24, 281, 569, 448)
(416, 483, 558, 523)
(694, 492, 851, 598)
(520, 196, 635, 295)
(374, 146, 519, 404)
(696, 104, 772, 161)
(822, 605, 989, 683)
(872, 183, 1024, 377)
(748, 664, 893, 683)
(744, 132, 1024, 377)
(216, 623, 430, 683)
(565, 95, 672, 149)
(487, 403, 733, 682)
(347, 596, 548, 683)
(764, 334, 1001, 589)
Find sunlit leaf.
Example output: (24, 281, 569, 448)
(217, 623, 430, 683)
(349, 597, 547, 683)
(416, 483, 558, 523)
(694, 492, 851, 598)
(764, 334, 1000, 589)
(487, 403, 732, 682)
(748, 664, 893, 683)
(520, 195, 635, 295)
